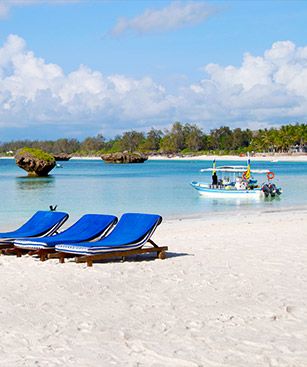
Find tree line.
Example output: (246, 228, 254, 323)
(0, 122, 306, 156)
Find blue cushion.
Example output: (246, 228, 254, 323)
(14, 214, 117, 249)
(0, 211, 68, 240)
(56, 213, 162, 255)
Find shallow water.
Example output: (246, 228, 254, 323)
(0, 158, 306, 225)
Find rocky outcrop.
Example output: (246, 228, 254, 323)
(101, 152, 148, 164)
(15, 148, 56, 176)
(52, 153, 72, 161)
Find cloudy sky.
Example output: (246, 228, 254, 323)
(0, 0, 306, 140)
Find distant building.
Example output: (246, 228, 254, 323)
(289, 144, 307, 153)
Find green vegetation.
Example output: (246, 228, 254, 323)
(1, 123, 306, 156)
(17, 147, 55, 163)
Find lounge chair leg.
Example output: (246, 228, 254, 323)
(59, 255, 65, 264)
(2, 248, 15, 255)
(158, 250, 166, 260)
(148, 239, 158, 248)
(87, 259, 93, 267)
(40, 253, 46, 262)
(28, 250, 40, 256)
(16, 249, 22, 258)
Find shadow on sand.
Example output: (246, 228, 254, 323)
(59, 251, 191, 265)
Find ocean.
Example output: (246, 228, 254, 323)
(0, 158, 307, 226)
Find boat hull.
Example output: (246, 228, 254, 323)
(191, 182, 263, 199)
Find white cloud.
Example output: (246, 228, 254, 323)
(110, 1, 214, 36)
(157, 40, 307, 129)
(1, 35, 307, 137)
(183, 40, 307, 127)
(0, 34, 175, 134)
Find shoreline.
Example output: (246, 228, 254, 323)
(1, 154, 307, 162)
(148, 154, 307, 162)
(1, 204, 307, 232)
(164, 203, 307, 221)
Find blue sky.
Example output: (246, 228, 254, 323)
(0, 0, 307, 140)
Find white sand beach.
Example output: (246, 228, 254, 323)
(148, 154, 307, 162)
(58, 154, 307, 162)
(2, 154, 307, 162)
(0, 208, 307, 366)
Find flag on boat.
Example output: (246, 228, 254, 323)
(212, 159, 216, 174)
(244, 159, 251, 180)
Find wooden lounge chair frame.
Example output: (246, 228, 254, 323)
(0, 247, 59, 260)
(0, 242, 14, 250)
(54, 239, 168, 267)
(0, 246, 53, 260)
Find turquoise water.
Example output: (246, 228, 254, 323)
(0, 158, 307, 226)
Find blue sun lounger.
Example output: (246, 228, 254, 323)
(13, 214, 117, 261)
(0, 211, 69, 249)
(55, 213, 167, 267)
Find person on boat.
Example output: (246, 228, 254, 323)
(240, 181, 247, 190)
(212, 172, 218, 187)
(235, 177, 242, 190)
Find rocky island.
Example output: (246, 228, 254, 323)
(15, 148, 56, 176)
(101, 152, 148, 164)
(52, 153, 71, 161)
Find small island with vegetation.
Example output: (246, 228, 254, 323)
(15, 147, 56, 176)
(101, 152, 147, 164)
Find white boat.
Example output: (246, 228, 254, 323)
(191, 160, 282, 199)
(190, 181, 263, 198)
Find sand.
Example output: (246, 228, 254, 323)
(0, 208, 307, 366)
(2, 154, 307, 162)
(148, 154, 307, 162)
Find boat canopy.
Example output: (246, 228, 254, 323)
(200, 166, 270, 174)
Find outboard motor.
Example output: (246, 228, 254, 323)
(262, 182, 283, 197)
(262, 184, 270, 197)
(262, 169, 283, 198)
(276, 187, 283, 196)
(269, 183, 277, 197)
